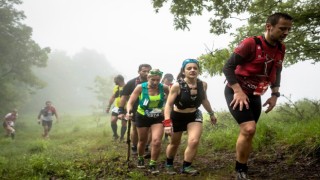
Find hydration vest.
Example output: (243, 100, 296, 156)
(235, 36, 283, 83)
(174, 79, 204, 109)
(139, 82, 164, 110)
(234, 36, 284, 95)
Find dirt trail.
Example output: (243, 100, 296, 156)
(124, 150, 320, 179)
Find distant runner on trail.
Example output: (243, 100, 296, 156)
(37, 100, 59, 138)
(223, 12, 293, 179)
(117, 64, 152, 155)
(106, 74, 127, 142)
(126, 69, 169, 174)
(163, 59, 217, 175)
(3, 109, 18, 139)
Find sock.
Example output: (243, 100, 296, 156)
(235, 161, 248, 172)
(166, 158, 174, 166)
(183, 161, 192, 169)
(120, 126, 127, 138)
(111, 123, 118, 137)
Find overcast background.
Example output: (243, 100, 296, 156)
(18, 0, 320, 112)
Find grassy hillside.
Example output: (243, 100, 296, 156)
(0, 100, 319, 179)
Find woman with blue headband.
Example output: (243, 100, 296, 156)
(162, 59, 217, 175)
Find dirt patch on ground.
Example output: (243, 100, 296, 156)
(127, 149, 320, 179)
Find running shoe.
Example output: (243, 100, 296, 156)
(165, 165, 176, 175)
(181, 166, 199, 175)
(236, 171, 250, 180)
(137, 157, 145, 168)
(149, 164, 159, 174)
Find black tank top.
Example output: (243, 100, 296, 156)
(174, 79, 205, 109)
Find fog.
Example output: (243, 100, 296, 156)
(21, 49, 116, 115)
(18, 0, 320, 114)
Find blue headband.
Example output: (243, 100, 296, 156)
(182, 59, 199, 69)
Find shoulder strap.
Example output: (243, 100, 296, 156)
(253, 36, 263, 58)
(196, 79, 205, 101)
(139, 82, 149, 110)
(254, 36, 283, 53)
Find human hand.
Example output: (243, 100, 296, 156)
(106, 107, 110, 113)
(230, 91, 249, 111)
(164, 126, 173, 136)
(125, 112, 133, 121)
(162, 119, 173, 135)
(118, 114, 125, 120)
(210, 115, 217, 125)
(263, 96, 277, 113)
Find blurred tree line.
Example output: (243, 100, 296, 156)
(152, 0, 320, 75)
(0, 0, 49, 115)
(0, 0, 116, 116)
(22, 49, 116, 115)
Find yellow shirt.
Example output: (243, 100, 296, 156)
(113, 85, 123, 108)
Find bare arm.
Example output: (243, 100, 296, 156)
(163, 83, 179, 135)
(126, 85, 142, 119)
(201, 82, 217, 125)
(106, 94, 116, 113)
(164, 83, 179, 120)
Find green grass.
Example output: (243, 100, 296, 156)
(0, 104, 319, 179)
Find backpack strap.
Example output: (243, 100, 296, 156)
(139, 82, 165, 110)
(139, 82, 149, 110)
(253, 36, 264, 58)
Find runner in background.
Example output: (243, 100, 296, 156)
(118, 64, 152, 155)
(3, 109, 18, 139)
(106, 74, 127, 142)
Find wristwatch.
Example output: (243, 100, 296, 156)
(271, 92, 280, 97)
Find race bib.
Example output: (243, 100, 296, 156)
(145, 108, 162, 118)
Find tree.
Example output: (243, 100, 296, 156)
(0, 0, 50, 114)
(152, 0, 320, 75)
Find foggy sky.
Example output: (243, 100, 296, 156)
(18, 0, 320, 111)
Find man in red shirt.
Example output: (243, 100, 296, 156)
(223, 12, 293, 179)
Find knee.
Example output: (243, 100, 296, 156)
(242, 126, 256, 137)
(152, 139, 162, 148)
(188, 138, 200, 148)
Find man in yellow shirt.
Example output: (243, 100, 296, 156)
(106, 75, 126, 141)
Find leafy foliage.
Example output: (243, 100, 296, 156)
(152, 0, 320, 75)
(273, 96, 320, 121)
(0, 0, 50, 114)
